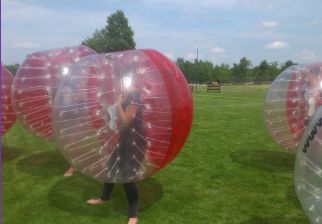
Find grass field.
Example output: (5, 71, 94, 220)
(2, 84, 309, 224)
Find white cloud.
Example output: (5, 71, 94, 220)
(185, 52, 203, 61)
(2, 0, 108, 63)
(2, 1, 107, 32)
(13, 42, 39, 49)
(139, 0, 238, 9)
(211, 46, 225, 54)
(236, 0, 274, 10)
(164, 52, 175, 60)
(185, 53, 196, 61)
(3, 0, 322, 67)
(264, 41, 289, 49)
(308, 20, 322, 26)
(261, 21, 278, 28)
(293, 49, 318, 62)
(192, 43, 214, 49)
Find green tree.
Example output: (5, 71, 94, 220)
(280, 60, 297, 72)
(176, 58, 189, 82)
(82, 10, 135, 53)
(231, 57, 252, 83)
(254, 60, 269, 83)
(239, 57, 252, 81)
(197, 60, 213, 83)
(5, 63, 20, 75)
(176, 58, 194, 83)
(82, 30, 105, 53)
(267, 61, 280, 81)
(214, 63, 230, 83)
(179, 59, 231, 84)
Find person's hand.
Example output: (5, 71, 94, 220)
(116, 95, 124, 107)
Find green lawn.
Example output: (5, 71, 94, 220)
(2, 84, 309, 224)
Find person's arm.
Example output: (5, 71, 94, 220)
(116, 95, 138, 128)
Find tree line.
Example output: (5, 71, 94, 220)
(176, 57, 296, 84)
(5, 10, 297, 84)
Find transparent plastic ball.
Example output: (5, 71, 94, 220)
(1, 64, 16, 135)
(52, 49, 193, 183)
(265, 62, 322, 151)
(295, 106, 322, 224)
(12, 46, 97, 140)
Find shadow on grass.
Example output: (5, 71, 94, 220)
(48, 175, 163, 217)
(16, 151, 68, 176)
(2, 146, 23, 162)
(240, 215, 308, 224)
(230, 150, 295, 173)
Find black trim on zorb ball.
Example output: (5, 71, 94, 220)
(302, 118, 322, 153)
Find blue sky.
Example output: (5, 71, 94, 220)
(2, 0, 322, 66)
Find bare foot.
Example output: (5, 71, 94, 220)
(64, 167, 76, 177)
(128, 218, 138, 224)
(86, 198, 106, 205)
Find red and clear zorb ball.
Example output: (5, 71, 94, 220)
(12, 46, 97, 140)
(1, 64, 16, 135)
(52, 49, 193, 183)
(264, 62, 322, 151)
(295, 106, 322, 224)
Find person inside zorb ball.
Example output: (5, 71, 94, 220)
(304, 68, 322, 122)
(12, 45, 97, 177)
(12, 45, 97, 140)
(295, 106, 322, 224)
(264, 62, 322, 151)
(52, 49, 193, 222)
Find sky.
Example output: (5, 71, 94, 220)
(1, 0, 322, 66)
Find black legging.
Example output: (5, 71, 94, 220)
(100, 182, 138, 218)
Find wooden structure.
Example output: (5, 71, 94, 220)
(207, 81, 221, 92)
